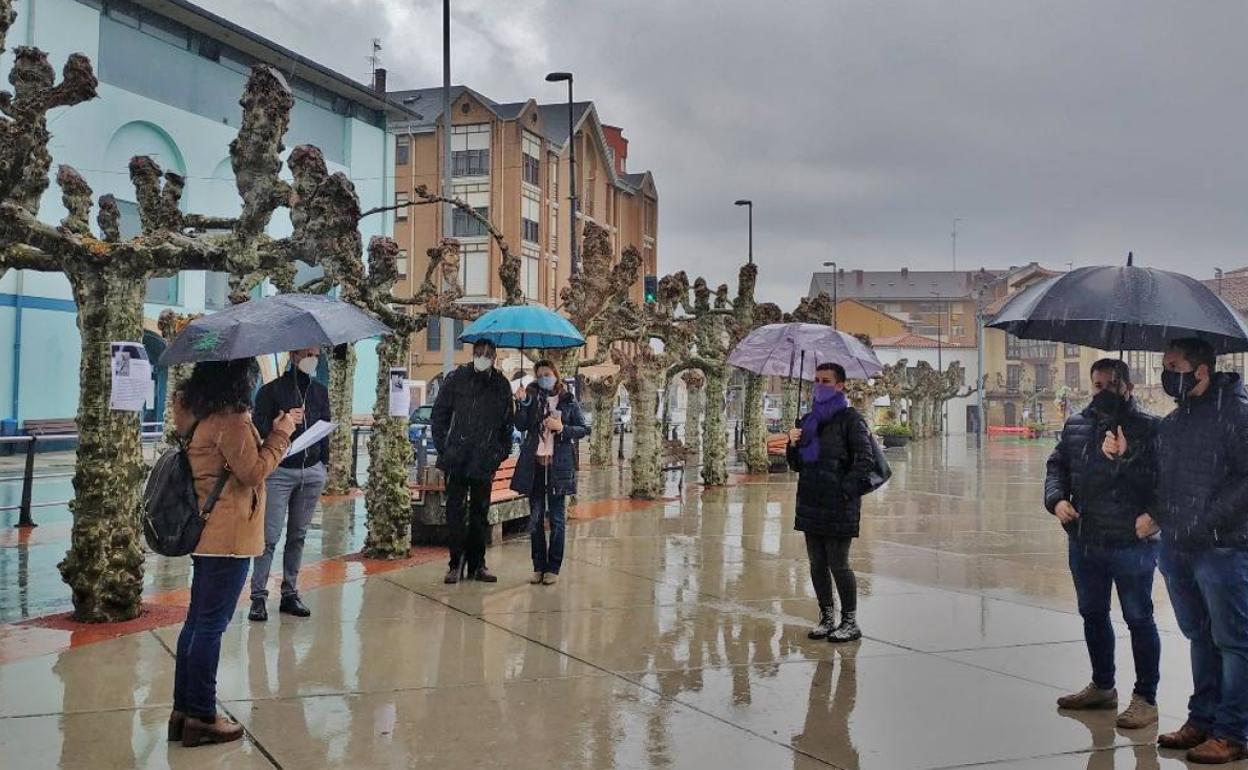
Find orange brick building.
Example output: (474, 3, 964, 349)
(386, 85, 659, 387)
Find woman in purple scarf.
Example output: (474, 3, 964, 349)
(786, 362, 876, 643)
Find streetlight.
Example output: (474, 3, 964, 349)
(932, 289, 947, 434)
(822, 261, 838, 329)
(546, 72, 578, 274)
(734, 200, 753, 265)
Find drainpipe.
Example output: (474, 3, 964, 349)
(11, 271, 24, 420)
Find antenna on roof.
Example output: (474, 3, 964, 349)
(369, 38, 383, 80)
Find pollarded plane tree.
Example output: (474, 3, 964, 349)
(724, 263, 782, 475)
(0, 3, 352, 620)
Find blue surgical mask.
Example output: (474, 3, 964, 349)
(538, 375, 557, 391)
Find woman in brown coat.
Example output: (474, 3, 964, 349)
(168, 358, 296, 748)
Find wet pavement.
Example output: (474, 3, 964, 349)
(0, 436, 1241, 768)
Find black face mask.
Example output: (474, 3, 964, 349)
(1090, 388, 1126, 417)
(1162, 370, 1200, 400)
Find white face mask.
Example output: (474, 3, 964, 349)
(297, 356, 319, 376)
(473, 356, 493, 372)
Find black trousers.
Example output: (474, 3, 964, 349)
(804, 532, 857, 613)
(446, 475, 491, 572)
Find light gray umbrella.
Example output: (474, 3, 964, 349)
(728, 322, 884, 381)
(159, 294, 391, 365)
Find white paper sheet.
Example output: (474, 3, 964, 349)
(389, 368, 410, 418)
(285, 420, 336, 459)
(109, 342, 152, 412)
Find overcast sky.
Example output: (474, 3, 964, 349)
(200, 0, 1248, 308)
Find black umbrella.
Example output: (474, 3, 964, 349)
(987, 257, 1248, 354)
(160, 294, 392, 365)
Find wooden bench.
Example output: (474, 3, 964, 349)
(766, 433, 792, 472)
(409, 456, 531, 545)
(22, 418, 78, 452)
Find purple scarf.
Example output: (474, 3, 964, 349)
(799, 387, 849, 463)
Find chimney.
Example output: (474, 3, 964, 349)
(855, 269, 864, 287)
(900, 267, 909, 280)
(372, 67, 387, 94)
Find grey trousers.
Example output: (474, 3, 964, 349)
(250, 463, 326, 600)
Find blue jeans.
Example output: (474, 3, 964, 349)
(529, 471, 566, 575)
(174, 556, 249, 719)
(1160, 543, 1248, 742)
(250, 463, 326, 600)
(1068, 539, 1161, 702)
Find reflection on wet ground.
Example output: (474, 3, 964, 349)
(0, 436, 1239, 768)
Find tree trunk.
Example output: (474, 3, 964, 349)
(743, 373, 768, 473)
(781, 378, 799, 431)
(57, 267, 147, 622)
(626, 368, 662, 499)
(685, 381, 705, 459)
(325, 344, 356, 494)
(159, 362, 191, 450)
(363, 333, 413, 558)
(701, 367, 728, 486)
(588, 385, 616, 467)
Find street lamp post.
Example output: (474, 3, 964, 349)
(734, 200, 753, 265)
(546, 72, 577, 274)
(822, 261, 838, 329)
(931, 289, 946, 434)
(440, 0, 454, 375)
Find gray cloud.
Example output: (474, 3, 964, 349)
(200, 0, 1248, 308)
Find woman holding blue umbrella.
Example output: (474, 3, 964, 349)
(510, 359, 590, 585)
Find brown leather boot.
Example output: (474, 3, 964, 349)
(1187, 738, 1247, 764)
(181, 715, 244, 748)
(1158, 722, 1209, 751)
(167, 711, 185, 742)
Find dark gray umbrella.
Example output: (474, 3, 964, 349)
(988, 261, 1248, 353)
(159, 294, 391, 365)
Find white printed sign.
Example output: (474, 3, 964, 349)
(109, 342, 152, 412)
(389, 368, 410, 418)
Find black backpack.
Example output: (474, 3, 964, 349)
(142, 422, 229, 557)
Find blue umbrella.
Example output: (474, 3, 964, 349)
(457, 305, 586, 350)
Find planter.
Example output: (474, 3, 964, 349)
(881, 434, 910, 449)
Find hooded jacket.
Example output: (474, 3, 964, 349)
(430, 363, 515, 480)
(1044, 396, 1158, 546)
(1152, 371, 1248, 550)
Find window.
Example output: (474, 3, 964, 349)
(1006, 335, 1056, 360)
(396, 135, 410, 165)
(522, 194, 540, 244)
(427, 315, 441, 352)
(395, 192, 409, 220)
(522, 246, 540, 301)
(451, 124, 490, 177)
(1006, 364, 1022, 391)
(1065, 343, 1080, 357)
(522, 132, 541, 186)
(396, 249, 408, 278)
(549, 209, 558, 253)
(1065, 362, 1081, 389)
(460, 243, 489, 296)
(204, 272, 229, 310)
(453, 207, 490, 238)
(454, 318, 466, 348)
(1034, 364, 1051, 391)
(549, 153, 559, 197)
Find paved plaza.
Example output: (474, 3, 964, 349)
(0, 437, 1239, 769)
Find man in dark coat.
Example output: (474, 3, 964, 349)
(248, 347, 331, 621)
(786, 362, 875, 643)
(1045, 358, 1160, 729)
(431, 340, 514, 584)
(1109, 338, 1248, 763)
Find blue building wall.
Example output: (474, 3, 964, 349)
(1, 0, 393, 422)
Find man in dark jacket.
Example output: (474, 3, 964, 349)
(785, 363, 875, 643)
(431, 340, 514, 584)
(1109, 338, 1248, 763)
(248, 347, 331, 621)
(1045, 359, 1160, 729)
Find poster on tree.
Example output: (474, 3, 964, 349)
(110, 342, 152, 412)
(389, 368, 410, 418)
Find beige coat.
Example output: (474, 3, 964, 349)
(173, 398, 291, 557)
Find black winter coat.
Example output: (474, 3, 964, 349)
(431, 364, 515, 480)
(1153, 372, 1248, 550)
(785, 407, 875, 538)
(1044, 399, 1158, 546)
(511, 388, 590, 497)
(254, 369, 332, 469)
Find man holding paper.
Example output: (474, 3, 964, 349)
(248, 347, 331, 622)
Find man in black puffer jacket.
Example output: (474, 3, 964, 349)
(1044, 359, 1159, 729)
(431, 341, 515, 585)
(1113, 338, 1248, 763)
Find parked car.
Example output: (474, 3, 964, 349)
(409, 403, 521, 455)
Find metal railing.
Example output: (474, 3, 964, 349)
(0, 424, 165, 528)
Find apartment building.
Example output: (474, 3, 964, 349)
(387, 85, 659, 387)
